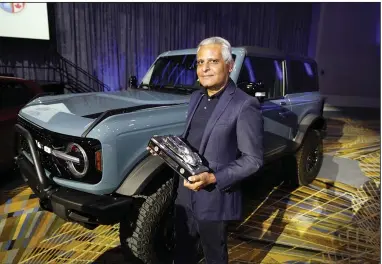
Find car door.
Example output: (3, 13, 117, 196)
(0, 79, 35, 169)
(236, 56, 296, 160)
(285, 59, 322, 138)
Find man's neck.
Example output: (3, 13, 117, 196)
(206, 80, 229, 97)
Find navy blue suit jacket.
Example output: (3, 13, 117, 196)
(176, 80, 264, 221)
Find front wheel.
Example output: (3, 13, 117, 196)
(119, 176, 176, 264)
(295, 129, 324, 186)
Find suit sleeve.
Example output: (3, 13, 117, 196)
(214, 97, 264, 191)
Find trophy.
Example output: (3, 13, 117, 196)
(148, 135, 210, 181)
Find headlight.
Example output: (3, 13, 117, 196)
(66, 142, 89, 178)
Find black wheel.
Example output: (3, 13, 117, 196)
(119, 176, 176, 264)
(295, 129, 323, 186)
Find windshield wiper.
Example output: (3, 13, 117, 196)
(163, 84, 197, 92)
(138, 83, 198, 93)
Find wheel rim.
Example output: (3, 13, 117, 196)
(306, 146, 319, 174)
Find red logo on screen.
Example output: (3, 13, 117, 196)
(0, 3, 26, 13)
(12, 3, 25, 13)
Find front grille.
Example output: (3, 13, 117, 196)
(17, 117, 103, 184)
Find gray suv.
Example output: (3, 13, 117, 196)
(14, 46, 326, 263)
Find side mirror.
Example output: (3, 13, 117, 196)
(129, 76, 138, 89)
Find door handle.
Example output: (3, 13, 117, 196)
(279, 101, 286, 106)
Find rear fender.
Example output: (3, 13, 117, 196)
(293, 114, 326, 149)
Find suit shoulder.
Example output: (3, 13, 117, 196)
(191, 89, 201, 96)
(234, 87, 261, 108)
(190, 89, 202, 100)
(234, 86, 250, 99)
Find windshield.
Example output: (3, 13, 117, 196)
(140, 55, 199, 93)
(139, 54, 237, 94)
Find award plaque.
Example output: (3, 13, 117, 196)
(148, 135, 209, 181)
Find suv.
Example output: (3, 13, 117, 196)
(14, 46, 326, 263)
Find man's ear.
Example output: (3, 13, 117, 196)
(228, 61, 234, 73)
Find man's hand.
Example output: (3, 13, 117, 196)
(147, 147, 216, 191)
(184, 172, 216, 191)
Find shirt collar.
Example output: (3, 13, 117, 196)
(202, 81, 229, 99)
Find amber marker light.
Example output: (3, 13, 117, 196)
(95, 150, 102, 172)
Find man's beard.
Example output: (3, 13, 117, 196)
(200, 78, 228, 91)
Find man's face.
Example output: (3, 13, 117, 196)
(196, 44, 233, 90)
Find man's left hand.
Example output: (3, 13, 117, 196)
(184, 172, 216, 191)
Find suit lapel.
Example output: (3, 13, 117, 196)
(199, 82, 236, 154)
(182, 92, 204, 138)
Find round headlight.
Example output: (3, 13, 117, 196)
(66, 143, 89, 178)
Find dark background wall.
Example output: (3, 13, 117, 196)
(0, 2, 380, 107)
(313, 2, 380, 107)
(52, 3, 313, 90)
(0, 3, 313, 90)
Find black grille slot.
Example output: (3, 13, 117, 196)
(17, 117, 102, 184)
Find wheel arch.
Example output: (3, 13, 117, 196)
(115, 155, 170, 196)
(293, 113, 326, 149)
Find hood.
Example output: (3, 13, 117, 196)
(19, 90, 191, 137)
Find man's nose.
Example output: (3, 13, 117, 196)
(201, 63, 210, 72)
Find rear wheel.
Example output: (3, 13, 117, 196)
(295, 129, 323, 185)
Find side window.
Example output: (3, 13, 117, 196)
(288, 60, 318, 93)
(0, 81, 33, 109)
(237, 56, 284, 99)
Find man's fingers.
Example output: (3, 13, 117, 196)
(188, 172, 209, 182)
(184, 179, 204, 192)
(184, 180, 197, 191)
(188, 175, 200, 182)
(193, 181, 204, 191)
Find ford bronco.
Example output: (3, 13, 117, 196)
(14, 46, 326, 263)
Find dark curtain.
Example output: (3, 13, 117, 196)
(54, 3, 313, 91)
(0, 3, 313, 91)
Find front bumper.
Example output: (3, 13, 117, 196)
(14, 124, 132, 227)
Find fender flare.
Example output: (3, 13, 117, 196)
(116, 155, 166, 196)
(293, 113, 326, 148)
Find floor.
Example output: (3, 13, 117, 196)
(0, 107, 380, 264)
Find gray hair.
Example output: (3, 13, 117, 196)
(197, 36, 233, 64)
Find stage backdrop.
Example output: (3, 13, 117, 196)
(53, 3, 313, 91)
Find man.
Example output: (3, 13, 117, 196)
(151, 36, 264, 263)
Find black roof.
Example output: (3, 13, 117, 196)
(237, 46, 315, 62)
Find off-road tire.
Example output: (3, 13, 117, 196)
(295, 129, 323, 186)
(119, 176, 175, 264)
